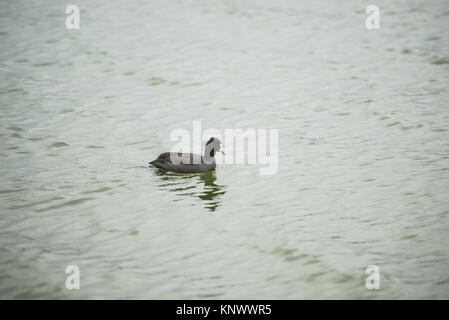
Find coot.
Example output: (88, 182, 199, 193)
(149, 137, 225, 173)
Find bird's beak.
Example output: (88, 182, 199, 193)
(219, 145, 225, 155)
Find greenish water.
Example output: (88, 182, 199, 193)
(0, 0, 449, 299)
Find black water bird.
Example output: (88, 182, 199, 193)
(149, 137, 225, 173)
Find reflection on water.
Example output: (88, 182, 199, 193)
(153, 169, 226, 212)
(198, 171, 226, 211)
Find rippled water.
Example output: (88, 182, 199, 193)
(1, 0, 449, 299)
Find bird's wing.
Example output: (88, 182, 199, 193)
(153, 152, 202, 165)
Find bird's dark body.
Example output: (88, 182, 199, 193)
(149, 152, 216, 173)
(149, 137, 223, 173)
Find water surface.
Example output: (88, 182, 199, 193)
(0, 0, 449, 299)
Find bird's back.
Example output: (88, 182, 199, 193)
(149, 152, 215, 173)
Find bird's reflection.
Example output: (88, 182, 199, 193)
(153, 170, 226, 212)
(197, 171, 226, 211)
